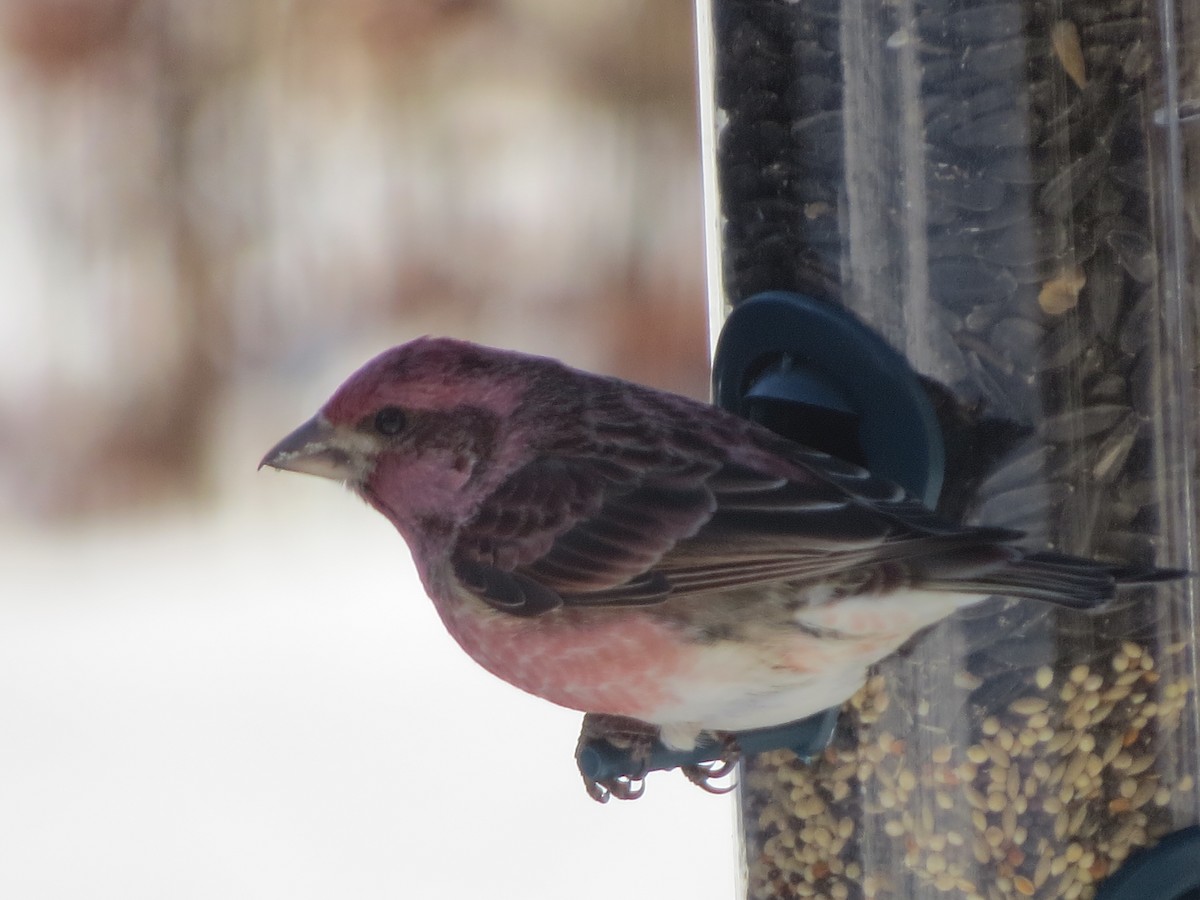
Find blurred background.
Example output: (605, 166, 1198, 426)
(0, 1, 733, 897)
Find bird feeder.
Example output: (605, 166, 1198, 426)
(697, 0, 1200, 897)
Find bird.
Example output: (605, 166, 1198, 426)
(261, 336, 1177, 801)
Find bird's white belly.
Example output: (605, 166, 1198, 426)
(648, 589, 975, 748)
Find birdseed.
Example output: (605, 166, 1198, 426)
(708, 0, 1200, 893)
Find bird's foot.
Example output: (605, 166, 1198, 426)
(576, 713, 659, 803)
(681, 732, 740, 794)
(588, 773, 645, 803)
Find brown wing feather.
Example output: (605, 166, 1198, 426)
(451, 383, 1022, 616)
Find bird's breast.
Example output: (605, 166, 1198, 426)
(429, 581, 698, 720)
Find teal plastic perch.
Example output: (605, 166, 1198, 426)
(713, 291, 945, 507)
(1093, 824, 1200, 900)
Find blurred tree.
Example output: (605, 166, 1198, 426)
(0, 0, 706, 519)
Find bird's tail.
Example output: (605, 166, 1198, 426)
(935, 550, 1186, 611)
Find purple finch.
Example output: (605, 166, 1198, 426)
(262, 337, 1174, 799)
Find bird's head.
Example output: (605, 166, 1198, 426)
(260, 337, 555, 548)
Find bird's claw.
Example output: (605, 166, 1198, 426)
(585, 774, 646, 803)
(681, 733, 740, 794)
(576, 714, 743, 800)
(577, 713, 657, 803)
(680, 759, 738, 794)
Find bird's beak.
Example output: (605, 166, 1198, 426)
(260, 415, 356, 482)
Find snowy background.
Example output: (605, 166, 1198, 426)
(2, 451, 737, 899)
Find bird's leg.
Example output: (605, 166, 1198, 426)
(680, 731, 740, 794)
(575, 713, 661, 803)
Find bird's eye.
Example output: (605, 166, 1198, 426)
(373, 406, 406, 436)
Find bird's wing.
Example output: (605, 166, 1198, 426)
(650, 449, 1019, 597)
(452, 454, 719, 614)
(451, 435, 1021, 617)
